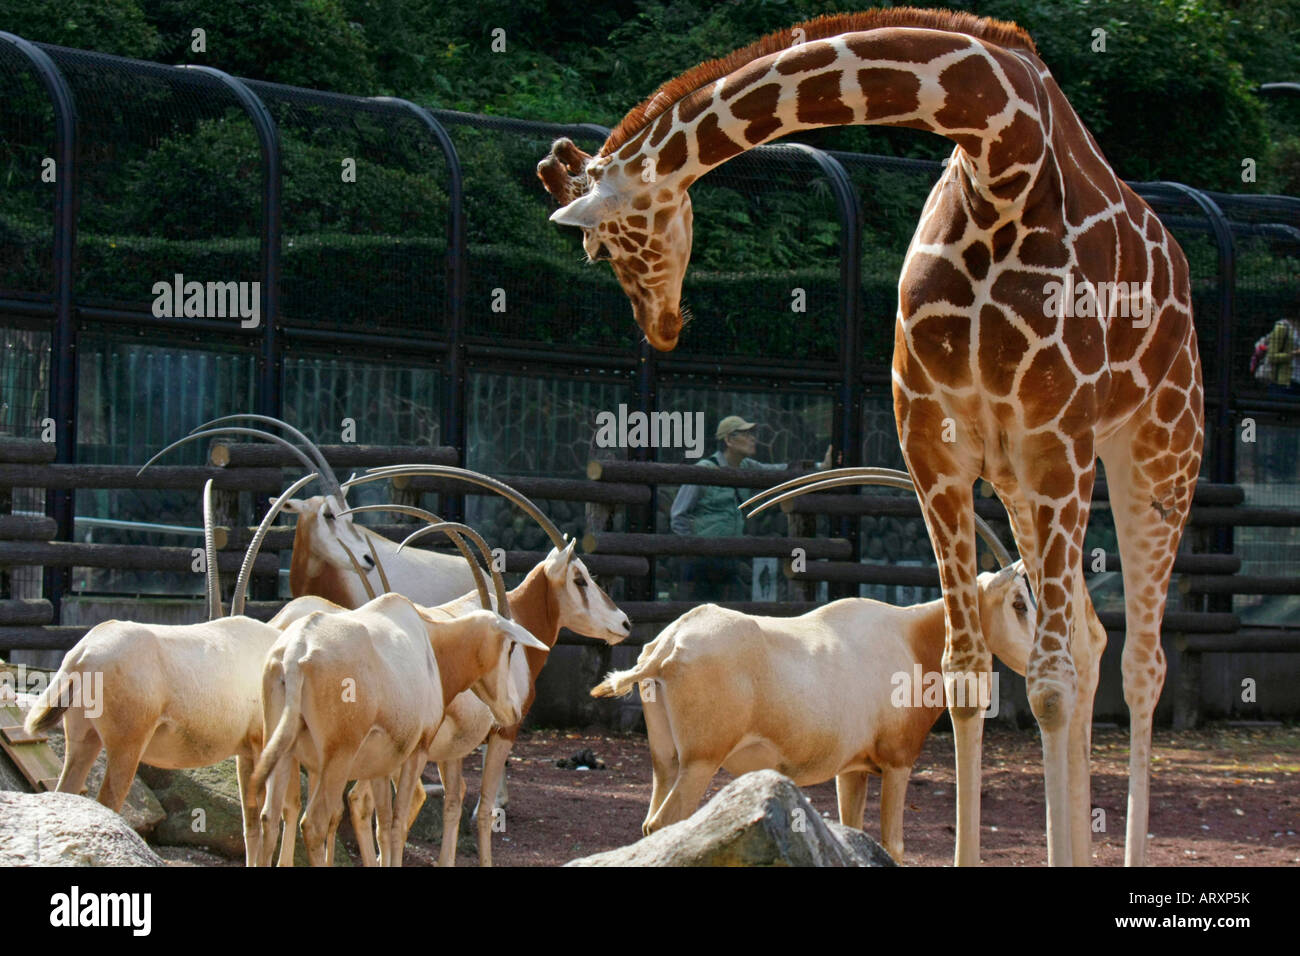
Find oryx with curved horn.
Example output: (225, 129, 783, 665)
(337, 464, 632, 866)
(591, 467, 1035, 862)
(141, 414, 478, 609)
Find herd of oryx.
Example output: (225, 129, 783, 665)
(25, 415, 1036, 866)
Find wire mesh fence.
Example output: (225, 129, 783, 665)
(0, 35, 1298, 613)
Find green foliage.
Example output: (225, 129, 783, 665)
(143, 0, 376, 92)
(0, 0, 160, 57)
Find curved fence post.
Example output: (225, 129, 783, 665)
(777, 143, 863, 593)
(0, 33, 78, 620)
(372, 96, 467, 519)
(179, 66, 282, 422)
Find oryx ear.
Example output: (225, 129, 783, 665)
(549, 191, 603, 229)
(279, 498, 305, 514)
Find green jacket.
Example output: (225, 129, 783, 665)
(669, 451, 788, 537)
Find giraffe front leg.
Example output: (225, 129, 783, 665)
(1068, 584, 1107, 867)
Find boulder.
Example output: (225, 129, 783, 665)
(0, 791, 164, 866)
(40, 724, 165, 836)
(139, 760, 351, 865)
(566, 770, 897, 867)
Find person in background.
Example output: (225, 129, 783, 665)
(671, 415, 832, 601)
(1265, 315, 1300, 399)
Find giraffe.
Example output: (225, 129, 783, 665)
(538, 8, 1204, 866)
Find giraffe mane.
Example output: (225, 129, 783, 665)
(600, 7, 1038, 157)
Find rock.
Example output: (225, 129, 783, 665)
(139, 760, 352, 865)
(40, 724, 165, 836)
(0, 791, 164, 866)
(566, 770, 897, 867)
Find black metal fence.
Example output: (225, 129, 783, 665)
(1, 35, 1298, 624)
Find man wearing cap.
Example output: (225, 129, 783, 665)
(670, 416, 831, 600)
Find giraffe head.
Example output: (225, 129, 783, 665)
(539, 137, 693, 351)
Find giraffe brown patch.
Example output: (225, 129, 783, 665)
(1060, 381, 1098, 432)
(987, 110, 1043, 179)
(695, 113, 745, 166)
(990, 269, 1048, 334)
(1021, 164, 1065, 232)
(1150, 246, 1171, 303)
(730, 82, 783, 144)
(720, 57, 774, 101)
(626, 257, 649, 274)
(776, 41, 838, 74)
(680, 174, 696, 189)
(1040, 530, 1068, 578)
(606, 221, 620, 234)
(936, 54, 1008, 130)
(649, 110, 675, 147)
(1019, 347, 1073, 429)
(656, 131, 688, 178)
(991, 222, 1017, 263)
(989, 170, 1030, 201)
(1071, 433, 1094, 471)
(976, 305, 1028, 395)
(1018, 230, 1067, 268)
(950, 134, 985, 158)
(626, 215, 647, 229)
(617, 236, 638, 253)
(1062, 315, 1105, 376)
(656, 189, 674, 202)
(617, 127, 651, 161)
(857, 68, 921, 120)
(911, 314, 973, 389)
(901, 254, 976, 313)
(1155, 386, 1182, 424)
(916, 203, 967, 247)
(845, 31, 971, 62)
(992, 47, 1040, 104)
(677, 86, 716, 126)
(632, 194, 652, 210)
(654, 208, 674, 232)
(625, 231, 647, 245)
(962, 240, 991, 281)
(1139, 305, 1188, 384)
(1073, 223, 1119, 283)
(1172, 409, 1198, 453)
(797, 70, 854, 125)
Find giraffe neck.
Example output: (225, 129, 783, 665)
(603, 27, 1047, 214)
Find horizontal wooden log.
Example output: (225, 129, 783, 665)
(397, 474, 650, 505)
(0, 626, 90, 651)
(1186, 506, 1300, 527)
(0, 515, 58, 541)
(0, 464, 285, 491)
(618, 600, 821, 624)
(0, 599, 53, 625)
(1097, 610, 1238, 634)
(787, 561, 946, 587)
(782, 493, 1010, 521)
(0, 541, 278, 575)
(210, 442, 457, 469)
(1093, 479, 1244, 506)
(1176, 629, 1300, 653)
(1179, 574, 1300, 595)
(587, 459, 808, 489)
(0, 438, 57, 464)
(582, 532, 851, 560)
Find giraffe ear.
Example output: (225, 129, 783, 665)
(549, 191, 604, 229)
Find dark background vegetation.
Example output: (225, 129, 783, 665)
(2, 0, 1298, 194)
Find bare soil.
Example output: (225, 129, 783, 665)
(421, 723, 1300, 867)
(156, 723, 1299, 867)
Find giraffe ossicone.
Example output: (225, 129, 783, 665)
(542, 7, 1204, 868)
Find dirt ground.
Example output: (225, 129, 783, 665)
(416, 723, 1300, 867)
(157, 722, 1298, 867)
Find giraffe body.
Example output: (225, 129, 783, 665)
(540, 8, 1204, 866)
